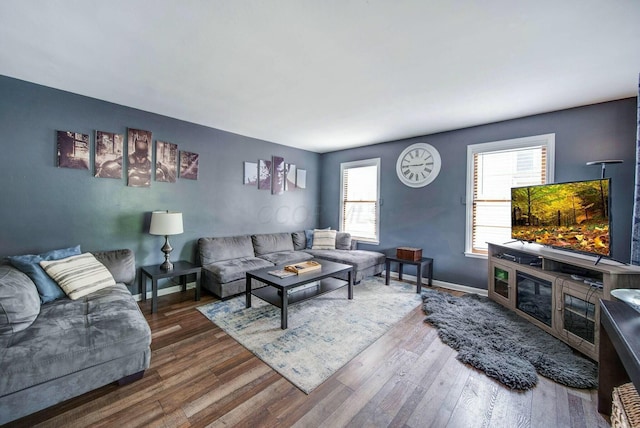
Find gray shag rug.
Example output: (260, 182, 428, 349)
(422, 289, 598, 390)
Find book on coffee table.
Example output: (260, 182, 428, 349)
(284, 260, 321, 274)
(268, 269, 296, 278)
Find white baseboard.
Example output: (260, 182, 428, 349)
(384, 271, 488, 297)
(133, 282, 196, 302)
(134, 276, 489, 302)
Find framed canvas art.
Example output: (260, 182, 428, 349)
(285, 163, 296, 191)
(244, 161, 258, 185)
(180, 151, 199, 180)
(156, 140, 178, 183)
(296, 169, 307, 189)
(57, 130, 89, 170)
(95, 130, 123, 178)
(258, 159, 272, 190)
(127, 128, 152, 187)
(272, 156, 285, 195)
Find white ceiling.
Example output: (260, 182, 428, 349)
(1, 1, 639, 153)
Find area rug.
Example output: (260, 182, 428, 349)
(422, 289, 598, 390)
(197, 277, 421, 393)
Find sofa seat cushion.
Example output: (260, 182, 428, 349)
(198, 235, 255, 265)
(252, 233, 294, 256)
(0, 283, 151, 396)
(258, 250, 313, 266)
(305, 249, 386, 272)
(203, 257, 273, 284)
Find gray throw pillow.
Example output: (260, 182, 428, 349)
(292, 232, 307, 251)
(0, 264, 41, 335)
(335, 232, 352, 250)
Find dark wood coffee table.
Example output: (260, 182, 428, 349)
(245, 259, 353, 329)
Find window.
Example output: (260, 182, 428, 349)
(465, 134, 555, 257)
(340, 158, 380, 243)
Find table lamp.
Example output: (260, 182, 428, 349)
(149, 210, 183, 270)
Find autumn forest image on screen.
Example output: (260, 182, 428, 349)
(511, 179, 610, 256)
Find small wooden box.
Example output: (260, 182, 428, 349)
(396, 247, 422, 261)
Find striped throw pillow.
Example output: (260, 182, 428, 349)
(312, 229, 337, 250)
(39, 253, 116, 300)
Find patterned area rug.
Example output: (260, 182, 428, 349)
(197, 276, 422, 393)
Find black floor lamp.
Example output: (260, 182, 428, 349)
(586, 159, 623, 178)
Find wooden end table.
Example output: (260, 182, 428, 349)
(140, 261, 201, 314)
(385, 254, 433, 293)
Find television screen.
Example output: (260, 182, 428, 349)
(511, 178, 611, 256)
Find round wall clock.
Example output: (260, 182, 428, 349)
(396, 142, 441, 188)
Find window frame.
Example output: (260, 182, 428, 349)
(464, 134, 555, 258)
(339, 157, 381, 244)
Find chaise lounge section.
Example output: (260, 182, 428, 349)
(198, 230, 385, 299)
(0, 249, 151, 424)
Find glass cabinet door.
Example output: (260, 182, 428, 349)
(493, 266, 510, 299)
(560, 290, 597, 344)
(490, 262, 514, 307)
(555, 282, 600, 360)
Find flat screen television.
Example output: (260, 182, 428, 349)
(511, 178, 611, 257)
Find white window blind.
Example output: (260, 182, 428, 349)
(465, 134, 555, 256)
(340, 159, 380, 243)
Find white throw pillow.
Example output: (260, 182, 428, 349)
(312, 229, 337, 250)
(39, 253, 116, 300)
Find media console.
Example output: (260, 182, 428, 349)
(487, 242, 640, 361)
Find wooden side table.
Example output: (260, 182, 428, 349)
(140, 261, 201, 314)
(385, 255, 433, 293)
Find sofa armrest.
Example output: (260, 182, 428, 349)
(92, 249, 136, 286)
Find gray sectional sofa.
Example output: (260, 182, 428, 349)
(0, 249, 151, 424)
(198, 231, 386, 299)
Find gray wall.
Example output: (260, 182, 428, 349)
(0, 76, 320, 293)
(2, 74, 636, 293)
(320, 98, 638, 290)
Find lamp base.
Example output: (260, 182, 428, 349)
(160, 235, 174, 271)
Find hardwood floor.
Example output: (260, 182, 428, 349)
(9, 287, 610, 428)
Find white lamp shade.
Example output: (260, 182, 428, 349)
(149, 211, 183, 235)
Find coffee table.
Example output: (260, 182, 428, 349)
(245, 259, 353, 329)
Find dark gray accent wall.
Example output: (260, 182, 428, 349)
(0, 76, 320, 293)
(320, 98, 638, 290)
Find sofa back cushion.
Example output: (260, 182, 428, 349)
(0, 264, 41, 335)
(252, 233, 294, 256)
(335, 232, 352, 250)
(291, 231, 306, 251)
(198, 236, 255, 265)
(92, 249, 136, 286)
(7, 245, 82, 303)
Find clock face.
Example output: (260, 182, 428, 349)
(396, 143, 441, 188)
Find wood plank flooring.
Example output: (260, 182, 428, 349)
(8, 287, 610, 428)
